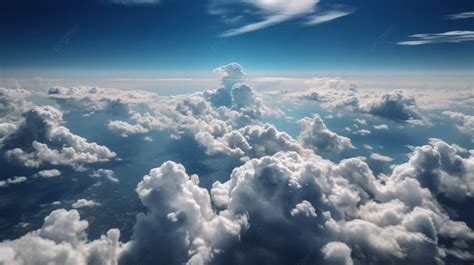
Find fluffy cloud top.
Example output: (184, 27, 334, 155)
(370, 153, 393, 162)
(443, 111, 474, 141)
(3, 106, 116, 170)
(298, 114, 354, 153)
(0, 209, 121, 265)
(107, 120, 149, 137)
(37, 169, 62, 178)
(120, 141, 474, 264)
(391, 138, 474, 201)
(72, 199, 101, 209)
(293, 79, 427, 124)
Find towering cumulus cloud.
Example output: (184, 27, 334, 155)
(120, 139, 474, 264)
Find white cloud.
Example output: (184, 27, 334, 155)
(321, 241, 353, 265)
(306, 10, 353, 25)
(91, 169, 119, 182)
(3, 106, 116, 170)
(0, 209, 121, 265)
(390, 138, 474, 201)
(298, 114, 354, 153)
(72, 199, 101, 209)
(290, 200, 317, 217)
(212, 0, 352, 37)
(355, 118, 367, 125)
(374, 124, 389, 130)
(296, 79, 426, 124)
(442, 11, 474, 20)
(443, 111, 474, 141)
(37, 169, 61, 178)
(370, 153, 393, 162)
(353, 129, 371, 135)
(398, 31, 474, 45)
(120, 161, 247, 264)
(107, 120, 149, 137)
(0, 176, 27, 188)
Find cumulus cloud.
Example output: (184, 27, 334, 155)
(72, 199, 101, 209)
(390, 138, 474, 201)
(321, 241, 353, 265)
(370, 153, 393, 162)
(359, 91, 423, 122)
(118, 142, 474, 264)
(374, 124, 389, 130)
(298, 114, 354, 153)
(297, 79, 426, 123)
(198, 123, 305, 159)
(119, 161, 247, 265)
(0, 209, 121, 265)
(397, 31, 474, 45)
(3, 106, 116, 170)
(121, 63, 280, 158)
(37, 169, 62, 178)
(91, 169, 119, 182)
(47, 85, 156, 116)
(107, 120, 149, 137)
(442, 111, 474, 141)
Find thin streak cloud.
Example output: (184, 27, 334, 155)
(442, 11, 474, 20)
(397, 31, 474, 45)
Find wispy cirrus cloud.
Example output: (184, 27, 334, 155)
(305, 9, 353, 25)
(442, 11, 474, 20)
(397, 30, 474, 45)
(210, 0, 353, 37)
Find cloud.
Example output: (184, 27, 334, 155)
(37, 169, 62, 178)
(298, 114, 354, 153)
(360, 91, 423, 123)
(374, 124, 389, 130)
(0, 176, 27, 188)
(321, 241, 353, 265)
(306, 10, 353, 25)
(397, 31, 474, 45)
(442, 111, 474, 141)
(212, 0, 352, 37)
(3, 106, 116, 170)
(0, 209, 121, 265)
(91, 169, 119, 182)
(390, 138, 474, 201)
(72, 199, 101, 209)
(442, 11, 474, 20)
(370, 153, 393, 162)
(107, 120, 149, 137)
(119, 161, 247, 265)
(198, 123, 305, 159)
(297, 79, 426, 124)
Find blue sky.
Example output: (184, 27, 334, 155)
(0, 0, 473, 75)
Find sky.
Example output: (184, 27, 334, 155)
(0, 0, 473, 76)
(1, 2, 474, 265)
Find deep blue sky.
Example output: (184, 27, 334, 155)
(0, 0, 473, 75)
